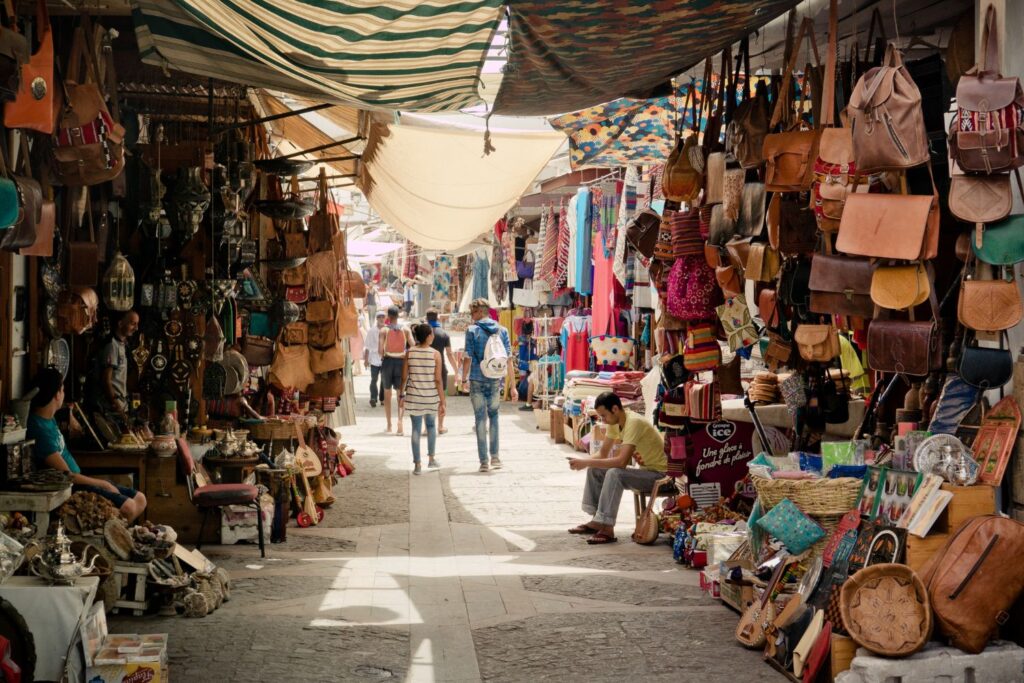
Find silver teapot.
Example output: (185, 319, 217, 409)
(26, 523, 97, 585)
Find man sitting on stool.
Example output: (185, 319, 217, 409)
(567, 391, 666, 545)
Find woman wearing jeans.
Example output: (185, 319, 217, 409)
(401, 324, 446, 474)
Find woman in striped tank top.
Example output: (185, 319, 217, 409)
(400, 324, 446, 474)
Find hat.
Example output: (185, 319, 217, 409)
(29, 367, 63, 409)
(375, 310, 386, 318)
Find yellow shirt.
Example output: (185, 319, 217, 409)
(606, 411, 666, 472)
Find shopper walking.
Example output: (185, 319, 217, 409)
(458, 298, 517, 472)
(365, 285, 377, 322)
(426, 308, 458, 434)
(379, 306, 413, 435)
(401, 324, 446, 474)
(363, 310, 386, 407)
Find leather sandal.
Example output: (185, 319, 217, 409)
(568, 524, 598, 535)
(586, 532, 617, 545)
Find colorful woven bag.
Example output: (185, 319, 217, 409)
(684, 322, 722, 371)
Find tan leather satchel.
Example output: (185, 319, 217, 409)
(281, 262, 307, 286)
(746, 242, 780, 282)
(870, 263, 930, 310)
(958, 270, 1023, 332)
(949, 172, 1015, 225)
(269, 339, 314, 391)
(762, 18, 822, 192)
(836, 172, 939, 261)
(794, 324, 840, 362)
(849, 45, 929, 172)
(920, 515, 1024, 654)
(306, 299, 335, 323)
(310, 342, 346, 374)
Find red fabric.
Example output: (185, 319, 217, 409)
(564, 329, 590, 373)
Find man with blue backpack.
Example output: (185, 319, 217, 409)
(458, 298, 517, 472)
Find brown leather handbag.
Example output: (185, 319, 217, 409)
(284, 231, 306, 259)
(306, 299, 335, 323)
(309, 342, 346, 374)
(745, 242, 780, 282)
(871, 263, 930, 311)
(307, 370, 344, 398)
(948, 6, 1024, 174)
(662, 133, 703, 209)
(762, 19, 822, 192)
(626, 208, 661, 259)
(794, 324, 841, 362)
(726, 39, 769, 169)
(920, 515, 1024, 654)
(836, 171, 939, 261)
(269, 338, 314, 390)
(866, 289, 942, 376)
(18, 195, 53, 256)
(849, 45, 929, 172)
(758, 288, 780, 328)
(56, 285, 97, 334)
(715, 265, 742, 298)
(283, 322, 308, 345)
(67, 194, 98, 286)
(307, 320, 337, 349)
(958, 268, 1023, 332)
(768, 192, 819, 256)
(241, 336, 274, 366)
(809, 254, 875, 318)
(3, 0, 53, 133)
(0, 142, 40, 252)
(307, 167, 337, 254)
(949, 173, 1014, 224)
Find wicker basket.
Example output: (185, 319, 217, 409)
(247, 419, 296, 441)
(752, 476, 863, 516)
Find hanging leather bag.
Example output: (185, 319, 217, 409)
(762, 19, 822, 192)
(809, 254, 875, 318)
(768, 192, 819, 256)
(849, 44, 929, 172)
(794, 324, 841, 362)
(726, 38, 769, 169)
(307, 167, 338, 254)
(241, 335, 274, 366)
(948, 6, 1024, 174)
(0, 137, 39, 251)
(52, 19, 125, 186)
(957, 268, 1023, 332)
(309, 342, 346, 374)
(835, 168, 940, 261)
(958, 332, 1013, 390)
(972, 213, 1024, 265)
(626, 207, 661, 259)
(745, 242, 780, 282)
(949, 172, 1014, 224)
(3, 0, 53, 133)
(871, 262, 930, 311)
(269, 336, 314, 391)
(307, 370, 344, 398)
(867, 284, 942, 377)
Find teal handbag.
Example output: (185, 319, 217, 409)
(973, 215, 1024, 265)
(0, 176, 18, 230)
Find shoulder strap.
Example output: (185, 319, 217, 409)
(770, 18, 821, 129)
(821, 0, 839, 128)
(979, 4, 1000, 75)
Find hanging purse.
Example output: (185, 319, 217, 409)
(957, 267, 1023, 332)
(336, 293, 360, 339)
(809, 254, 875, 318)
(0, 0, 26, 104)
(307, 167, 337, 254)
(794, 324, 841, 362)
(3, 0, 52, 133)
(716, 295, 758, 351)
(871, 262, 930, 311)
(762, 19, 823, 192)
(241, 335, 274, 366)
(958, 332, 1013, 390)
(745, 242, 781, 282)
(67, 193, 99, 286)
(309, 342, 346, 374)
(768, 192, 819, 256)
(307, 370, 344, 399)
(307, 320, 337, 349)
(269, 337, 314, 391)
(835, 169, 940, 261)
(704, 152, 726, 205)
(626, 207, 661, 259)
(738, 181, 766, 237)
(726, 40, 770, 169)
(715, 264, 742, 298)
(684, 322, 721, 371)
(0, 137, 39, 251)
(949, 172, 1014, 224)
(306, 299, 335, 323)
(867, 288, 942, 376)
(972, 214, 1024, 265)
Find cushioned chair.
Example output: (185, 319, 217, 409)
(176, 438, 265, 558)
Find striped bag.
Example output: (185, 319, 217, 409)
(684, 323, 721, 371)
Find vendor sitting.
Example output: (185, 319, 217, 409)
(567, 391, 666, 545)
(27, 368, 147, 522)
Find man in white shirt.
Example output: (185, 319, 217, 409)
(363, 311, 386, 407)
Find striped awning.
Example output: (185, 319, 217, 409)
(131, 0, 503, 112)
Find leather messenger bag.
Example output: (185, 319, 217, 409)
(809, 254, 875, 318)
(866, 269, 942, 377)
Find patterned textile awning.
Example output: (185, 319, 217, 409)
(494, 0, 799, 115)
(132, 0, 503, 112)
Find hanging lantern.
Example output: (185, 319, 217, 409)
(102, 252, 135, 311)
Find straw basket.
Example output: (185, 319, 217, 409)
(752, 476, 862, 516)
(247, 419, 296, 441)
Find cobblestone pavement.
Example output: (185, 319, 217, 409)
(111, 366, 781, 682)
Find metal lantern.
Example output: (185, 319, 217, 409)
(102, 252, 135, 311)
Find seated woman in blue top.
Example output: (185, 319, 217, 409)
(26, 368, 147, 522)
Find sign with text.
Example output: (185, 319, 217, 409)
(687, 419, 755, 499)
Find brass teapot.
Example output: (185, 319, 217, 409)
(26, 523, 97, 585)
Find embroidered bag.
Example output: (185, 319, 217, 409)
(666, 255, 722, 321)
(716, 295, 758, 351)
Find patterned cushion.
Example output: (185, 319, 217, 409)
(756, 497, 825, 554)
(193, 483, 258, 507)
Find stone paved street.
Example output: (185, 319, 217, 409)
(111, 370, 783, 682)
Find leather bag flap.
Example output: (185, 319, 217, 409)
(809, 255, 874, 296)
(836, 193, 936, 260)
(871, 264, 930, 310)
(959, 344, 1013, 389)
(949, 174, 1011, 224)
(958, 278, 1023, 332)
(818, 128, 854, 166)
(794, 325, 833, 347)
(849, 66, 896, 110)
(974, 215, 1024, 265)
(957, 75, 1021, 112)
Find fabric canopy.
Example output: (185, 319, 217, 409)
(493, 0, 798, 115)
(132, 0, 503, 112)
(257, 94, 359, 176)
(358, 122, 564, 250)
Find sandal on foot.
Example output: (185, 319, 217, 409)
(568, 524, 598, 535)
(586, 532, 617, 545)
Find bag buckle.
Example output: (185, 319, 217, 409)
(843, 288, 855, 301)
(997, 610, 1010, 625)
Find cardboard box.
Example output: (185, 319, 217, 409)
(82, 603, 169, 683)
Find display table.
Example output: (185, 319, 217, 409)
(721, 398, 867, 439)
(0, 576, 98, 681)
(0, 487, 71, 537)
(75, 449, 148, 491)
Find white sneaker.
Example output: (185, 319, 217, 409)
(413, 463, 422, 475)
(489, 458, 503, 470)
(478, 462, 490, 473)
(428, 459, 440, 469)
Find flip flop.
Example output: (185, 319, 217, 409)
(439, 428, 449, 434)
(568, 524, 598, 535)
(586, 532, 617, 545)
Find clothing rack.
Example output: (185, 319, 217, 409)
(530, 316, 562, 411)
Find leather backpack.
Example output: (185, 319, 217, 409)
(3, 0, 53, 134)
(920, 515, 1024, 654)
(762, 18, 822, 192)
(726, 40, 769, 169)
(948, 5, 1024, 174)
(849, 45, 929, 172)
(52, 19, 125, 187)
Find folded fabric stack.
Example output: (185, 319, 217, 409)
(748, 371, 779, 404)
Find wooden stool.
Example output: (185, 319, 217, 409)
(112, 561, 151, 616)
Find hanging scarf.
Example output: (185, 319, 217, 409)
(614, 167, 640, 287)
(554, 199, 570, 289)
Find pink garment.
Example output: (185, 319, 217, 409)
(592, 230, 615, 336)
(564, 329, 590, 373)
